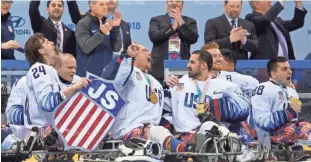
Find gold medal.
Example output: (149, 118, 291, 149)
(291, 98, 302, 106)
(196, 103, 205, 114)
(150, 92, 158, 104)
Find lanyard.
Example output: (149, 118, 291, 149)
(143, 72, 154, 91)
(279, 86, 289, 100)
(279, 85, 289, 109)
(192, 76, 211, 103)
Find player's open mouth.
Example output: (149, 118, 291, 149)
(286, 77, 291, 80)
(147, 58, 151, 63)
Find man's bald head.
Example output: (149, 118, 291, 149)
(55, 53, 77, 82)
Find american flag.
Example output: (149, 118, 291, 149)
(54, 92, 114, 150)
(53, 72, 126, 151)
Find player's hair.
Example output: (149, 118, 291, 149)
(225, 0, 242, 4)
(201, 42, 220, 52)
(25, 33, 46, 66)
(248, 0, 256, 10)
(267, 57, 288, 77)
(47, 0, 64, 7)
(167, 0, 184, 5)
(192, 50, 213, 71)
(220, 49, 237, 67)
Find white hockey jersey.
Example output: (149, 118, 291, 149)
(110, 58, 164, 139)
(58, 75, 80, 89)
(168, 75, 250, 133)
(6, 76, 26, 125)
(24, 62, 65, 129)
(250, 81, 299, 148)
(219, 71, 259, 98)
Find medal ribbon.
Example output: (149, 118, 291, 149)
(193, 75, 212, 103)
(279, 85, 289, 108)
(143, 73, 155, 92)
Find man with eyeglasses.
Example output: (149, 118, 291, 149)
(204, 0, 258, 60)
(1, 0, 22, 60)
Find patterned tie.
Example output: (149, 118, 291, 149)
(231, 19, 236, 28)
(55, 23, 62, 52)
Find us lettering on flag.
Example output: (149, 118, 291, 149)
(52, 72, 127, 151)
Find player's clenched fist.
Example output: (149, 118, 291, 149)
(165, 75, 179, 87)
(127, 42, 139, 58)
(73, 78, 91, 90)
(63, 78, 91, 98)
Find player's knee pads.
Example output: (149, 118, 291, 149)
(148, 126, 171, 144)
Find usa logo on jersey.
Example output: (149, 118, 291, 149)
(52, 72, 127, 151)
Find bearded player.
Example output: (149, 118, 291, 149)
(166, 50, 249, 142)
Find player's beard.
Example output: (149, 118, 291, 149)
(188, 69, 201, 79)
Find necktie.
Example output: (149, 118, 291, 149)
(271, 22, 288, 58)
(55, 23, 62, 52)
(231, 19, 236, 28)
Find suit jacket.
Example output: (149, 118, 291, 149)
(29, 1, 76, 56)
(149, 14, 199, 80)
(245, 1, 307, 59)
(67, 1, 131, 53)
(204, 14, 258, 60)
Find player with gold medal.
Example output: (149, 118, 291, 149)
(150, 91, 158, 104)
(143, 73, 158, 104)
(193, 76, 212, 114)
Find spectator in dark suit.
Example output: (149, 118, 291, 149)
(29, 0, 76, 56)
(149, 0, 198, 84)
(75, 1, 122, 77)
(1, 0, 22, 60)
(204, 0, 258, 60)
(67, 0, 131, 54)
(246, 0, 307, 59)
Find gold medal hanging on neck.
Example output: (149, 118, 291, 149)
(144, 73, 158, 104)
(196, 103, 205, 114)
(150, 91, 158, 104)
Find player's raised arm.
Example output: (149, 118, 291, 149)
(209, 84, 250, 123)
(113, 43, 144, 91)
